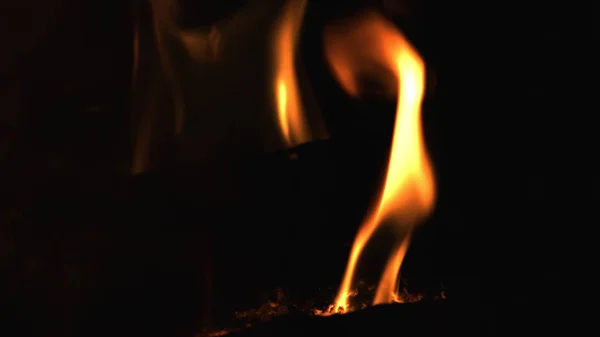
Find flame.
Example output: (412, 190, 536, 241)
(273, 0, 311, 146)
(324, 12, 436, 312)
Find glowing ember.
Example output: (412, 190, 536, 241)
(323, 11, 436, 313)
(198, 284, 445, 336)
(273, 0, 312, 146)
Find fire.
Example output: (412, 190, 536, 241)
(323, 12, 436, 312)
(273, 0, 312, 146)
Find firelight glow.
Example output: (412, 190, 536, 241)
(274, 0, 311, 146)
(323, 12, 436, 312)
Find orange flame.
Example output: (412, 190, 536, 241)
(324, 12, 436, 312)
(273, 0, 311, 147)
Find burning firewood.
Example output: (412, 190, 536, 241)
(205, 300, 452, 337)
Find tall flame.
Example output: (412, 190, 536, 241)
(324, 12, 436, 311)
(273, 0, 311, 146)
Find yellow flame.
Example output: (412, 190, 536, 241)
(274, 0, 311, 146)
(373, 234, 411, 304)
(324, 12, 436, 312)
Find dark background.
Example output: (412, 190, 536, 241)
(1, 0, 595, 336)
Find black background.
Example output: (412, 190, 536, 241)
(0, 0, 595, 336)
